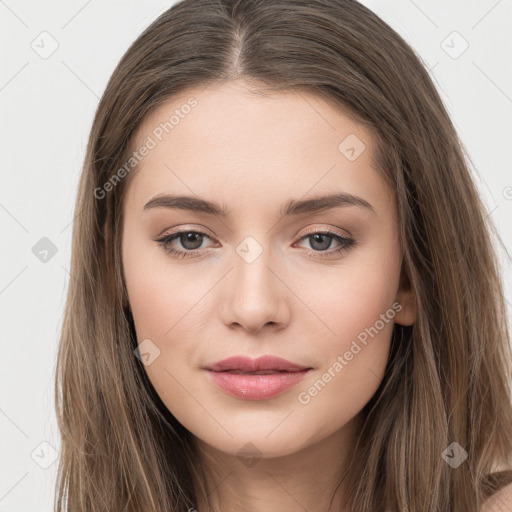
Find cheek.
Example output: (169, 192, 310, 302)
(302, 242, 400, 347)
(320, 269, 398, 352)
(294, 247, 401, 411)
(122, 239, 208, 418)
(122, 235, 218, 411)
(122, 230, 208, 340)
(125, 270, 200, 340)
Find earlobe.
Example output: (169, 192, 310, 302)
(394, 289, 417, 326)
(394, 261, 417, 326)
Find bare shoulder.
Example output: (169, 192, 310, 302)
(482, 481, 512, 512)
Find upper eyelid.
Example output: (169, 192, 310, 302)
(157, 225, 351, 239)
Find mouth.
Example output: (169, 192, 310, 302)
(202, 355, 313, 400)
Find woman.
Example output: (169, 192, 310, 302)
(54, 1, 512, 510)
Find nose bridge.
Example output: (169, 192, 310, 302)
(224, 233, 286, 330)
(234, 233, 277, 301)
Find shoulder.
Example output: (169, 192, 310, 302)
(482, 481, 512, 512)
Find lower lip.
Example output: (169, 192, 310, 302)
(205, 369, 311, 400)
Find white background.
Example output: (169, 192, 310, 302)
(0, 1, 511, 510)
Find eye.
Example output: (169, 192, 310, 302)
(154, 227, 355, 260)
(154, 229, 216, 259)
(293, 229, 355, 259)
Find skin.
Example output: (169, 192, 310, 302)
(121, 80, 417, 512)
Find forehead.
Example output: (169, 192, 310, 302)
(133, 80, 372, 157)
(123, 80, 393, 217)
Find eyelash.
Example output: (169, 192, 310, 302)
(154, 227, 355, 260)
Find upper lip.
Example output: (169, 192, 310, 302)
(203, 355, 311, 372)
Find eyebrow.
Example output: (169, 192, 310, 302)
(143, 192, 376, 217)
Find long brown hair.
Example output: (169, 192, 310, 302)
(54, 0, 512, 510)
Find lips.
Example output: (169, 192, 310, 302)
(203, 355, 311, 373)
(203, 355, 312, 400)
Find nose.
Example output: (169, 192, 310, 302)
(220, 249, 291, 333)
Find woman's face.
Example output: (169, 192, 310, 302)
(121, 80, 415, 458)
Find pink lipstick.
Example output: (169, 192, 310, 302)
(202, 355, 312, 400)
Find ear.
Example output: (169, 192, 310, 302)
(394, 259, 417, 326)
